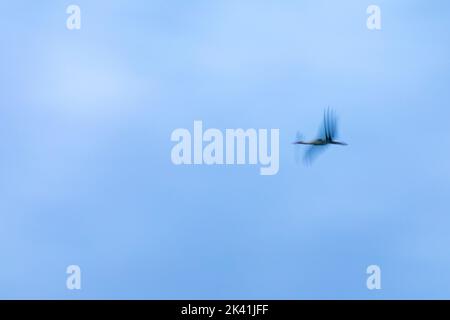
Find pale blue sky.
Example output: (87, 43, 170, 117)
(1, 0, 450, 299)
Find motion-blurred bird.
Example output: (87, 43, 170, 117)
(293, 108, 347, 164)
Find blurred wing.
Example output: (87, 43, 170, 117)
(327, 107, 338, 140)
(316, 116, 327, 141)
(317, 109, 330, 141)
(318, 107, 339, 141)
(303, 145, 329, 165)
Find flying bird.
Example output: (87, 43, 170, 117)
(293, 108, 347, 164)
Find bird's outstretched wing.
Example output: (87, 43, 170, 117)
(327, 107, 338, 141)
(295, 108, 343, 164)
(317, 107, 338, 142)
(303, 144, 329, 165)
(304, 108, 338, 164)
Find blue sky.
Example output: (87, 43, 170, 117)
(1, 0, 450, 299)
